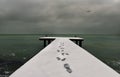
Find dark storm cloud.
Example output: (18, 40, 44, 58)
(0, 0, 120, 34)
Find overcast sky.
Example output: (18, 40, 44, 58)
(0, 0, 120, 34)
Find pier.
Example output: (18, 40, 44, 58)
(39, 37, 84, 47)
(10, 38, 120, 77)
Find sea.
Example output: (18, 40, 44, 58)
(0, 34, 120, 76)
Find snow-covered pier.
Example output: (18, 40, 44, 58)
(9, 38, 120, 77)
(39, 37, 84, 47)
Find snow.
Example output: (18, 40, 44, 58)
(10, 38, 120, 77)
(39, 37, 84, 40)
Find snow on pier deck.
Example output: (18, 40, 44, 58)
(39, 37, 84, 47)
(10, 38, 120, 77)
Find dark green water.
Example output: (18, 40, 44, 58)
(0, 34, 120, 76)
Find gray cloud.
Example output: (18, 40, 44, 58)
(0, 0, 120, 34)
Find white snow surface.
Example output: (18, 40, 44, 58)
(10, 38, 120, 77)
(39, 37, 84, 40)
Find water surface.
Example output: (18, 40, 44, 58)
(0, 34, 120, 76)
